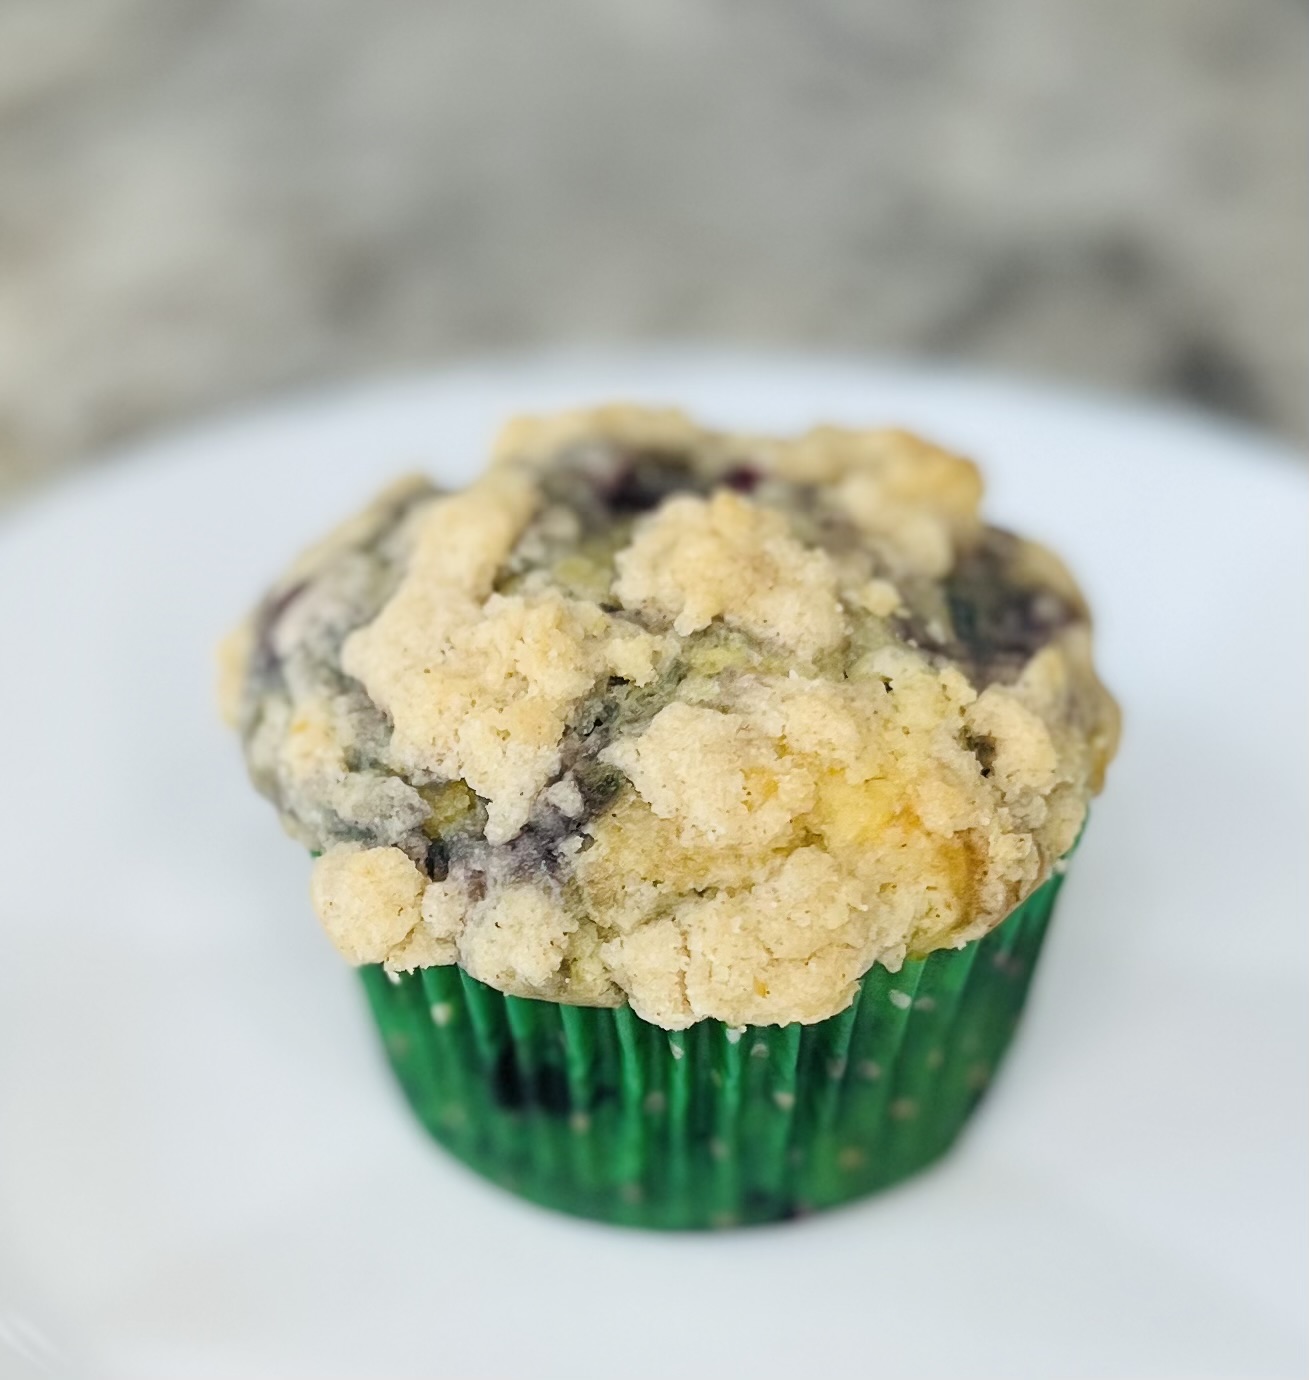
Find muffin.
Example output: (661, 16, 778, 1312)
(221, 406, 1118, 1228)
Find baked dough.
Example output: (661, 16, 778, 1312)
(224, 407, 1118, 1028)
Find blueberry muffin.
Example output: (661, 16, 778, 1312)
(221, 406, 1118, 1227)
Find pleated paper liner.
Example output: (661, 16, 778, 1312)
(359, 864, 1065, 1229)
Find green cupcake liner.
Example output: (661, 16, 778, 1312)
(359, 865, 1066, 1229)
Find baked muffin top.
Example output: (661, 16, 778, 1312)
(221, 407, 1119, 1029)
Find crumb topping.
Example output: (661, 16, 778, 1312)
(613, 491, 845, 659)
(225, 406, 1118, 1028)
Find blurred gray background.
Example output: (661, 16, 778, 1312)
(0, 0, 1304, 499)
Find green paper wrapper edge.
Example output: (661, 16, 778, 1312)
(359, 861, 1067, 1229)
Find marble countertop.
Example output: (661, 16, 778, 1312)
(0, 0, 1303, 499)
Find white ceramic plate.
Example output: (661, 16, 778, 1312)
(1, 354, 1305, 1380)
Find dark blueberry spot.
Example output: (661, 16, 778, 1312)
(573, 762, 626, 817)
(465, 871, 487, 903)
(572, 695, 619, 743)
(945, 532, 1076, 671)
(601, 449, 701, 514)
(424, 838, 449, 881)
(896, 530, 1079, 687)
(503, 820, 571, 884)
(721, 464, 762, 494)
(538, 807, 576, 845)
